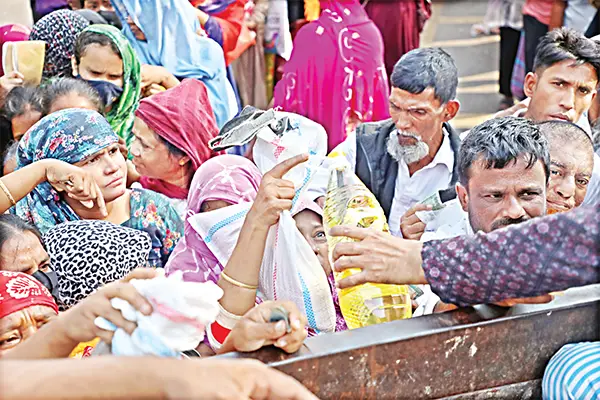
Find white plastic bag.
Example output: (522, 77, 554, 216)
(190, 111, 337, 333)
(259, 207, 336, 333)
(264, 0, 293, 60)
(94, 271, 223, 356)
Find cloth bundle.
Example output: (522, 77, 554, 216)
(189, 111, 337, 333)
(95, 271, 223, 356)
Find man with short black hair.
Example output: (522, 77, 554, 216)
(455, 117, 550, 233)
(523, 28, 599, 129)
(414, 117, 552, 314)
(325, 47, 461, 239)
(496, 28, 600, 205)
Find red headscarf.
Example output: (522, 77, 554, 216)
(0, 271, 59, 319)
(135, 79, 223, 200)
(0, 24, 31, 76)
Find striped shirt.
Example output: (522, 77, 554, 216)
(543, 342, 600, 400)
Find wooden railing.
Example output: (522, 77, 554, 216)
(219, 286, 600, 399)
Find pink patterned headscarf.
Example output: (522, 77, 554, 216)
(165, 155, 262, 283)
(274, 0, 390, 151)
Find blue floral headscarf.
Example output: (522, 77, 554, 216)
(15, 108, 119, 234)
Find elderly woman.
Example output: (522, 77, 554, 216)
(0, 270, 59, 356)
(14, 108, 183, 267)
(130, 79, 223, 216)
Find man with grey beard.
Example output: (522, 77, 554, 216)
(324, 48, 461, 238)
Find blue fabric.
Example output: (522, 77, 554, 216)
(123, 188, 184, 268)
(543, 342, 600, 400)
(15, 109, 119, 234)
(110, 0, 233, 128)
(203, 17, 224, 47)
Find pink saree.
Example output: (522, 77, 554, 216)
(274, 0, 390, 151)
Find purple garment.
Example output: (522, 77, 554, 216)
(422, 204, 600, 307)
(327, 272, 348, 332)
(35, 0, 69, 17)
(204, 17, 224, 46)
(196, 0, 236, 14)
(165, 155, 262, 284)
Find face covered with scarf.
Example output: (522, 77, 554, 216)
(44, 220, 151, 310)
(29, 10, 90, 79)
(131, 79, 222, 200)
(0, 271, 59, 356)
(165, 155, 262, 283)
(15, 109, 124, 234)
(72, 25, 141, 148)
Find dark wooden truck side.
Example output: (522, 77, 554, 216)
(219, 286, 600, 399)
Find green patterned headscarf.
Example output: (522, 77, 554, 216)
(81, 25, 141, 149)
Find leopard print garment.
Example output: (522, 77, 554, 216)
(44, 220, 152, 311)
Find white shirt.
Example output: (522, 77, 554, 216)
(416, 207, 472, 317)
(322, 129, 455, 236)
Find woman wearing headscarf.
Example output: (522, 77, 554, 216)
(0, 214, 59, 300)
(72, 25, 141, 148)
(110, 0, 236, 128)
(130, 79, 223, 216)
(164, 154, 262, 284)
(183, 154, 342, 349)
(274, 0, 390, 151)
(44, 220, 151, 310)
(14, 108, 183, 267)
(29, 10, 89, 79)
(0, 270, 59, 357)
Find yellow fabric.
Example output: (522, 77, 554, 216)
(304, 0, 320, 21)
(69, 338, 100, 359)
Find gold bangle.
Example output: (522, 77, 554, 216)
(220, 271, 258, 290)
(0, 180, 16, 207)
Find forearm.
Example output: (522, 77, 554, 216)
(159, 71, 180, 90)
(548, 0, 566, 30)
(218, 212, 269, 315)
(2, 316, 79, 359)
(0, 160, 49, 212)
(1, 358, 173, 399)
(422, 205, 600, 306)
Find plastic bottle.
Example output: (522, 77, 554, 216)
(323, 160, 412, 329)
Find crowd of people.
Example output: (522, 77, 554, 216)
(0, 0, 599, 399)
